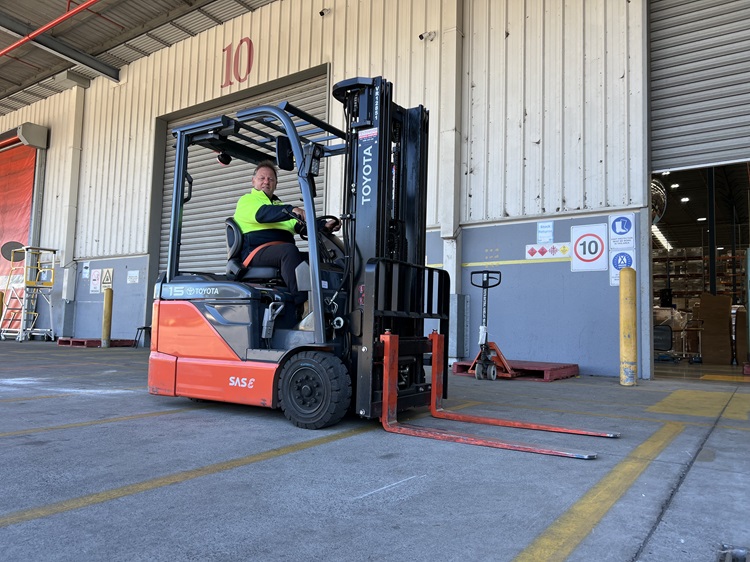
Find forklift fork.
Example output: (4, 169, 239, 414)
(380, 332, 620, 460)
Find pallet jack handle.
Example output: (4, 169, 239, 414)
(470, 270, 500, 331)
(380, 331, 620, 459)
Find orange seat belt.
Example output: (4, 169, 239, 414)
(242, 240, 287, 267)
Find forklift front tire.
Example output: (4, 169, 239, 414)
(278, 351, 352, 429)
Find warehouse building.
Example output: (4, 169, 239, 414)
(0, 0, 748, 378)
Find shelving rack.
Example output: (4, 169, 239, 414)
(652, 248, 746, 309)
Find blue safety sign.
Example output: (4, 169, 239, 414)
(611, 216, 632, 236)
(608, 212, 635, 250)
(612, 252, 633, 270)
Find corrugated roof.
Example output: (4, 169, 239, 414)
(0, 0, 276, 116)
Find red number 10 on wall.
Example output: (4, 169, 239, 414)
(221, 37, 254, 88)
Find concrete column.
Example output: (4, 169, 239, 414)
(438, 0, 464, 293)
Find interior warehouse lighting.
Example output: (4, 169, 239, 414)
(670, 183, 680, 189)
(651, 224, 673, 251)
(697, 217, 707, 222)
(680, 197, 690, 203)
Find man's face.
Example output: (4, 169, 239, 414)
(252, 167, 277, 197)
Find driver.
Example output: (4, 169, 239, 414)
(234, 160, 339, 310)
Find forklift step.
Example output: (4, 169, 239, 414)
(57, 338, 135, 348)
(452, 359, 579, 382)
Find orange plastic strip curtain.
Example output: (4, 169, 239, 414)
(0, 144, 36, 277)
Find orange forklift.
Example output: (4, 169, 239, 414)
(148, 77, 618, 458)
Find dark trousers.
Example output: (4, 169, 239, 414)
(252, 243, 307, 305)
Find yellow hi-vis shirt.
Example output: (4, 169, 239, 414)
(234, 188, 297, 236)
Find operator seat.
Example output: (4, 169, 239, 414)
(225, 217, 281, 282)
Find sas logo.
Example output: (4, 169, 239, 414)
(229, 376, 255, 389)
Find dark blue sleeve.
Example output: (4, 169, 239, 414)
(255, 203, 295, 223)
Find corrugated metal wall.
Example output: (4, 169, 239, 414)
(0, 0, 648, 261)
(72, 0, 443, 259)
(461, 0, 647, 223)
(650, 0, 750, 172)
(0, 89, 79, 257)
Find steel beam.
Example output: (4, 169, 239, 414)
(0, 10, 119, 81)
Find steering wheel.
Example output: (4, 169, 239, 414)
(292, 213, 342, 241)
(317, 215, 341, 232)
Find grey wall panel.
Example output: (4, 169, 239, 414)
(433, 215, 632, 376)
(71, 256, 149, 340)
(651, 0, 750, 171)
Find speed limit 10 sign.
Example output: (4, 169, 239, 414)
(570, 223, 608, 271)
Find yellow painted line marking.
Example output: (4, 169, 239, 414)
(0, 426, 372, 528)
(514, 422, 684, 562)
(724, 394, 750, 421)
(462, 258, 570, 267)
(0, 408, 202, 438)
(647, 389, 734, 418)
(700, 374, 750, 383)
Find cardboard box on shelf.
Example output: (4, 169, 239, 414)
(698, 293, 732, 364)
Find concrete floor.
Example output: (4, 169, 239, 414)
(1, 340, 748, 561)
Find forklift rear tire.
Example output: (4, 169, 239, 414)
(278, 351, 352, 429)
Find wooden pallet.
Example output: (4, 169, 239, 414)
(57, 338, 135, 348)
(452, 359, 579, 382)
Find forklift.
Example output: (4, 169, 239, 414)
(148, 77, 618, 458)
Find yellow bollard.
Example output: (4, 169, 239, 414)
(102, 287, 113, 348)
(619, 267, 637, 386)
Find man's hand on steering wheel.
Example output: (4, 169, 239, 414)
(321, 215, 341, 233)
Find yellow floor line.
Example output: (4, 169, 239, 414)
(700, 374, 750, 383)
(513, 422, 684, 562)
(0, 408, 202, 438)
(647, 389, 734, 418)
(0, 426, 372, 528)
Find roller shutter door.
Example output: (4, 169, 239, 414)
(650, 0, 750, 172)
(159, 73, 328, 274)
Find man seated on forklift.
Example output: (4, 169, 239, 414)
(233, 160, 340, 317)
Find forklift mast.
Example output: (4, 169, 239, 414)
(332, 77, 446, 418)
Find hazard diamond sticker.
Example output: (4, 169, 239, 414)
(525, 243, 571, 260)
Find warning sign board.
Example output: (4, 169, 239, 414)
(610, 250, 636, 286)
(609, 213, 636, 250)
(570, 224, 608, 271)
(102, 268, 113, 290)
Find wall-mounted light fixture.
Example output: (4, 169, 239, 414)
(418, 31, 436, 41)
(217, 152, 232, 166)
(319, 8, 330, 16)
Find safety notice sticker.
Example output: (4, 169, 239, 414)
(609, 213, 635, 249)
(610, 250, 636, 286)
